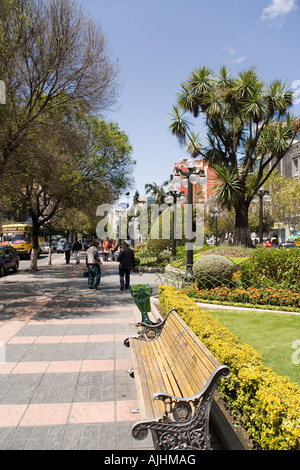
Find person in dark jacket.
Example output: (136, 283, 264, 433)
(63, 239, 72, 264)
(72, 239, 82, 264)
(117, 241, 135, 290)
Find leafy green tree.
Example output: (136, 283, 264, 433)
(169, 66, 300, 246)
(0, 0, 118, 175)
(264, 172, 300, 232)
(3, 112, 133, 270)
(78, 115, 134, 204)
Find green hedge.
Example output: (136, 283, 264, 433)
(158, 285, 300, 450)
(240, 248, 300, 291)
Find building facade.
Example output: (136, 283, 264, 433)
(173, 158, 216, 202)
(279, 134, 300, 178)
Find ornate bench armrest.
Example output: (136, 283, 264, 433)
(124, 308, 178, 346)
(153, 365, 230, 405)
(132, 365, 230, 450)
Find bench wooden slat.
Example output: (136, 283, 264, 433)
(141, 343, 168, 418)
(158, 341, 201, 399)
(127, 309, 230, 450)
(168, 313, 220, 372)
(157, 332, 198, 398)
(130, 340, 150, 419)
(130, 339, 165, 419)
(157, 315, 219, 392)
(151, 339, 183, 397)
(170, 317, 218, 371)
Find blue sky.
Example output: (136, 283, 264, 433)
(79, 0, 300, 203)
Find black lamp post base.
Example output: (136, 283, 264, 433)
(184, 264, 194, 285)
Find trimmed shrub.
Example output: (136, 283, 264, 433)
(193, 254, 235, 288)
(157, 248, 172, 262)
(240, 248, 300, 291)
(158, 286, 300, 450)
(202, 246, 254, 258)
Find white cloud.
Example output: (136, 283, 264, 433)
(261, 0, 298, 21)
(229, 56, 247, 64)
(224, 46, 236, 56)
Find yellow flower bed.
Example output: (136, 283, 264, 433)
(159, 285, 300, 450)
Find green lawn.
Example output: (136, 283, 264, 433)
(206, 308, 300, 387)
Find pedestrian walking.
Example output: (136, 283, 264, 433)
(111, 239, 120, 261)
(117, 241, 135, 290)
(63, 239, 72, 264)
(102, 237, 111, 261)
(72, 239, 82, 264)
(86, 240, 102, 290)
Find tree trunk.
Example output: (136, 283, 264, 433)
(233, 201, 253, 247)
(48, 232, 52, 265)
(30, 220, 40, 271)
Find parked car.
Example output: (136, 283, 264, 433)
(42, 242, 50, 253)
(0, 246, 20, 277)
(56, 239, 66, 253)
(279, 242, 297, 249)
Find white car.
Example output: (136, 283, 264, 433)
(56, 239, 66, 253)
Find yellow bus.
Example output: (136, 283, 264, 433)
(0, 224, 45, 259)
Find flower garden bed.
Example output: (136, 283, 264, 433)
(181, 283, 300, 313)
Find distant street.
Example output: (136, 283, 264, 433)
(20, 252, 65, 271)
(3, 249, 162, 300)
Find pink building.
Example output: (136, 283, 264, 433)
(173, 159, 216, 202)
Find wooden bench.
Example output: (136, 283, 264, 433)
(124, 308, 230, 450)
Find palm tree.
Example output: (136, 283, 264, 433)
(133, 190, 140, 205)
(144, 181, 169, 206)
(169, 65, 299, 246)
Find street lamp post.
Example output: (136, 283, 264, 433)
(258, 189, 270, 244)
(176, 159, 207, 284)
(165, 179, 186, 258)
(210, 208, 222, 246)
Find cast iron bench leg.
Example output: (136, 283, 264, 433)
(132, 365, 230, 450)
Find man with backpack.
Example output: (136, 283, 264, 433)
(86, 240, 102, 290)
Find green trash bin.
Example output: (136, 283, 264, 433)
(129, 284, 154, 325)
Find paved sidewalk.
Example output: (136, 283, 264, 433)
(0, 255, 160, 450)
(0, 254, 222, 450)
